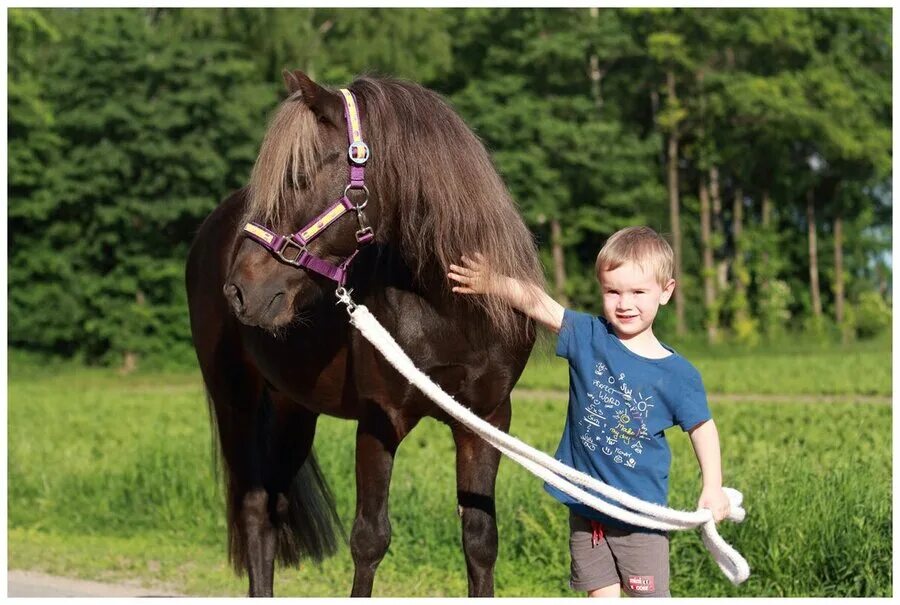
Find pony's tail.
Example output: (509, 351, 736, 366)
(275, 449, 345, 567)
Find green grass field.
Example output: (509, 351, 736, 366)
(8, 345, 892, 597)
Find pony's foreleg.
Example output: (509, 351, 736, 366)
(349, 410, 403, 597)
(452, 398, 511, 597)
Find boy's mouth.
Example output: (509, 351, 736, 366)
(617, 314, 639, 321)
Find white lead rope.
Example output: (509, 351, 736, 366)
(341, 295, 750, 585)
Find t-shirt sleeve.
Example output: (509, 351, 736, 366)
(673, 366, 712, 432)
(556, 309, 604, 361)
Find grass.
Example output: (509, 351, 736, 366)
(7, 357, 892, 597)
(519, 336, 891, 396)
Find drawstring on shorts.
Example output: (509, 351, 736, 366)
(590, 520, 605, 548)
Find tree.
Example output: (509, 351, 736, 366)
(449, 9, 664, 311)
(19, 9, 274, 366)
(8, 10, 77, 354)
(635, 10, 694, 336)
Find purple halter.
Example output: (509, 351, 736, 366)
(242, 88, 375, 287)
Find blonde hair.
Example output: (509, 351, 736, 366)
(595, 226, 674, 287)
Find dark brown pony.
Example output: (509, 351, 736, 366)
(186, 71, 544, 597)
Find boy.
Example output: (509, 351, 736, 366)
(447, 226, 729, 598)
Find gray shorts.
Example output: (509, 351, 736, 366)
(569, 511, 671, 597)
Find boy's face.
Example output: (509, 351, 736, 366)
(599, 261, 675, 339)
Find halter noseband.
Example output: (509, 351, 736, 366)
(242, 88, 374, 287)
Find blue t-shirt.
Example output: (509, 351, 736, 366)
(543, 309, 711, 532)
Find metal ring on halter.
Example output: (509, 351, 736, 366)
(344, 184, 369, 210)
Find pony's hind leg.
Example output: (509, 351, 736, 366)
(229, 385, 282, 597)
(240, 486, 278, 597)
(451, 398, 511, 597)
(349, 408, 414, 597)
(219, 383, 325, 598)
(242, 391, 328, 597)
(207, 378, 280, 597)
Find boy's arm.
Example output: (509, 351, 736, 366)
(448, 254, 565, 333)
(688, 419, 730, 521)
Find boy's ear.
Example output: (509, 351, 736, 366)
(659, 278, 676, 305)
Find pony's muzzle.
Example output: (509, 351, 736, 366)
(224, 282, 288, 327)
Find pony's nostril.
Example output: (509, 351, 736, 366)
(224, 283, 244, 312)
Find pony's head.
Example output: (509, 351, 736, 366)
(225, 71, 545, 341)
(224, 70, 368, 329)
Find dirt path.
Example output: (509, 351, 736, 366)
(7, 569, 184, 597)
(511, 389, 891, 405)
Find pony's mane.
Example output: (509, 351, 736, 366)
(247, 76, 546, 342)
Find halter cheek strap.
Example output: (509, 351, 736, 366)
(241, 88, 374, 286)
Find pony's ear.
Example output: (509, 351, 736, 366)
(282, 69, 343, 127)
(282, 69, 304, 95)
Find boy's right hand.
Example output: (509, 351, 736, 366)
(448, 253, 494, 296)
(449, 252, 565, 333)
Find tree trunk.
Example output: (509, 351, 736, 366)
(699, 176, 717, 343)
(666, 70, 685, 336)
(806, 188, 822, 317)
(121, 351, 138, 375)
(588, 7, 604, 110)
(732, 187, 744, 296)
(761, 189, 772, 228)
(710, 166, 728, 292)
(120, 290, 144, 375)
(834, 212, 845, 340)
(760, 188, 772, 285)
(550, 217, 570, 308)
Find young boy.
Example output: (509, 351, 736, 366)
(447, 226, 729, 598)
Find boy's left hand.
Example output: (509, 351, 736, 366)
(698, 486, 731, 522)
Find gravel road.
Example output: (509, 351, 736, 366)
(8, 570, 183, 597)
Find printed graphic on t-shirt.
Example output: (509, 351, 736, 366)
(576, 361, 653, 468)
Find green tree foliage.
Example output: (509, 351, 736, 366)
(8, 10, 74, 353)
(448, 9, 665, 310)
(10, 9, 274, 365)
(7, 8, 892, 367)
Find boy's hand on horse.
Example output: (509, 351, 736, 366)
(448, 253, 494, 296)
(449, 253, 565, 334)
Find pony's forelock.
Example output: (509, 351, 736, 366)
(246, 92, 324, 226)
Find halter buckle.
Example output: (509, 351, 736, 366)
(348, 141, 370, 165)
(275, 238, 307, 266)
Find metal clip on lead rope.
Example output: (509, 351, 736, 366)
(335, 287, 357, 315)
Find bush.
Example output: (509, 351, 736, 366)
(757, 279, 792, 340)
(853, 291, 891, 339)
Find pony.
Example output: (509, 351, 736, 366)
(185, 70, 544, 597)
